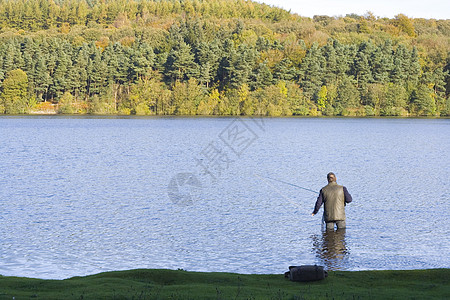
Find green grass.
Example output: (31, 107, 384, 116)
(0, 268, 449, 299)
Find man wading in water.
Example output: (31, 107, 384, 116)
(312, 172, 352, 230)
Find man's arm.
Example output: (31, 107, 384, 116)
(343, 186, 352, 203)
(311, 189, 323, 216)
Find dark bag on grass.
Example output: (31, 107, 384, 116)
(284, 265, 327, 282)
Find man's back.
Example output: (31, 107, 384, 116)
(312, 172, 352, 230)
(322, 182, 345, 222)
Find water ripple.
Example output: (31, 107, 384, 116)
(0, 117, 449, 279)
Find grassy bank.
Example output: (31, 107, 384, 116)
(0, 268, 448, 299)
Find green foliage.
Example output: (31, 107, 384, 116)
(361, 83, 384, 111)
(410, 84, 437, 116)
(88, 95, 116, 115)
(125, 74, 172, 115)
(57, 91, 77, 114)
(394, 14, 417, 37)
(165, 42, 198, 82)
(335, 76, 360, 114)
(381, 83, 408, 115)
(197, 89, 219, 115)
(238, 83, 252, 115)
(442, 97, 450, 116)
(0, 69, 29, 114)
(262, 83, 290, 116)
(0, 0, 448, 117)
(172, 78, 205, 115)
(299, 43, 324, 99)
(364, 105, 376, 116)
(317, 85, 328, 110)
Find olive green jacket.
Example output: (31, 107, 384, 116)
(322, 182, 346, 222)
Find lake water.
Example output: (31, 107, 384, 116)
(0, 116, 449, 279)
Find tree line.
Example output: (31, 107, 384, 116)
(0, 0, 449, 116)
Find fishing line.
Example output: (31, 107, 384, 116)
(254, 174, 302, 210)
(256, 174, 317, 194)
(255, 174, 325, 227)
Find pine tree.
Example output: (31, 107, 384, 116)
(429, 67, 448, 114)
(407, 47, 421, 85)
(68, 45, 89, 101)
(32, 54, 51, 102)
(352, 41, 374, 87)
(372, 41, 393, 83)
(250, 62, 273, 90)
(391, 44, 409, 85)
(218, 39, 235, 87)
(299, 43, 324, 99)
(273, 58, 298, 82)
(165, 41, 198, 82)
(256, 36, 270, 52)
(103, 43, 130, 86)
(103, 42, 130, 109)
(195, 41, 221, 87)
(226, 44, 257, 89)
(21, 38, 37, 75)
(129, 41, 155, 82)
(321, 39, 338, 85)
(51, 44, 72, 99)
(87, 45, 109, 97)
(180, 18, 205, 48)
(334, 40, 353, 78)
(2, 40, 23, 73)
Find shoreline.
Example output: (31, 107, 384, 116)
(1, 268, 448, 299)
(1, 114, 449, 119)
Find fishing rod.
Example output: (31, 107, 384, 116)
(256, 174, 318, 194)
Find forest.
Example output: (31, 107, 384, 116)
(0, 0, 449, 116)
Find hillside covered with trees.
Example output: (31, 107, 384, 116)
(0, 0, 449, 116)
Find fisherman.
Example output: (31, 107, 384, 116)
(311, 172, 352, 230)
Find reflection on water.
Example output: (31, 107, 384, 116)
(311, 229, 349, 270)
(0, 117, 449, 279)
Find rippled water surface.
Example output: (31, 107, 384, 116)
(0, 116, 449, 279)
